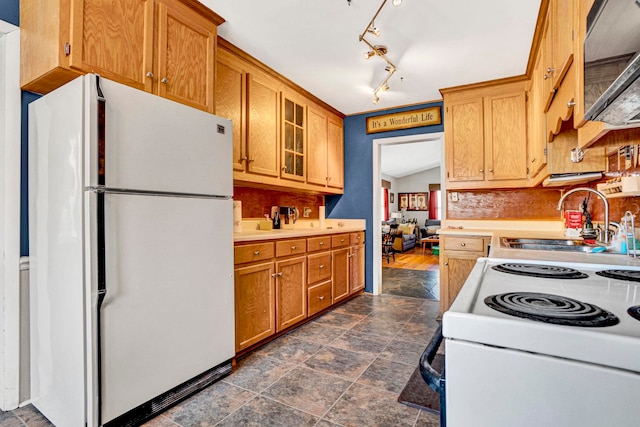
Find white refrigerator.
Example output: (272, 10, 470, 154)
(28, 74, 235, 427)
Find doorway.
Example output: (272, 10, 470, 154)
(371, 132, 445, 297)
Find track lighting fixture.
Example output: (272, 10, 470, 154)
(358, 0, 402, 104)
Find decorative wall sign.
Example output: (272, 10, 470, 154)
(366, 106, 441, 134)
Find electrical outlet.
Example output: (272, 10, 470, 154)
(451, 192, 459, 202)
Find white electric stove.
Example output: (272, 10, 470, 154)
(442, 257, 640, 427)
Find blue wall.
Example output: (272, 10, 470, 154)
(327, 102, 444, 292)
(0, 0, 19, 26)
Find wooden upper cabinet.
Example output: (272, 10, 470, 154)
(247, 72, 281, 177)
(216, 50, 247, 171)
(21, 0, 223, 114)
(528, 47, 548, 179)
(281, 92, 307, 182)
(484, 91, 528, 181)
(216, 39, 344, 194)
(327, 116, 344, 189)
(445, 97, 485, 183)
(550, 0, 574, 90)
(155, 0, 217, 113)
(69, 0, 154, 92)
(443, 79, 529, 189)
(307, 105, 329, 186)
(307, 105, 344, 190)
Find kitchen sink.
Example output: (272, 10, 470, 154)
(500, 237, 609, 253)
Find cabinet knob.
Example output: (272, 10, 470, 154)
(254, 250, 260, 255)
(319, 296, 325, 301)
(319, 265, 325, 269)
(146, 72, 154, 78)
(278, 272, 283, 277)
(489, 168, 493, 172)
(282, 166, 288, 172)
(444, 262, 449, 266)
(479, 169, 484, 173)
(531, 158, 536, 163)
(460, 242, 466, 247)
(272, 272, 283, 278)
(241, 156, 248, 161)
(319, 241, 325, 246)
(341, 239, 345, 242)
(291, 245, 296, 250)
(567, 100, 576, 108)
(161, 77, 168, 84)
(543, 74, 550, 80)
(546, 67, 555, 73)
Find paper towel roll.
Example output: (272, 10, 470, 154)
(233, 201, 242, 232)
(319, 206, 326, 229)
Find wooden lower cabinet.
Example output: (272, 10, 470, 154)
(308, 281, 332, 316)
(332, 247, 350, 304)
(234, 230, 364, 354)
(349, 244, 365, 294)
(275, 256, 307, 332)
(439, 235, 490, 316)
(234, 261, 276, 353)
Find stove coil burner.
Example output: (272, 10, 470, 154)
(596, 269, 640, 282)
(484, 292, 619, 327)
(629, 306, 640, 322)
(491, 263, 588, 279)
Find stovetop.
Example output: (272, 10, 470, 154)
(443, 257, 640, 373)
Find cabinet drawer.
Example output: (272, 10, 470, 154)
(234, 242, 275, 264)
(443, 236, 486, 252)
(308, 236, 331, 252)
(307, 252, 332, 284)
(276, 239, 307, 257)
(308, 281, 332, 316)
(350, 231, 365, 246)
(332, 234, 350, 248)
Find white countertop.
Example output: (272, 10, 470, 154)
(234, 218, 366, 242)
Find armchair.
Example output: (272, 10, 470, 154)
(393, 223, 418, 252)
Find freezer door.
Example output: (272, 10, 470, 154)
(84, 74, 232, 196)
(85, 192, 235, 424)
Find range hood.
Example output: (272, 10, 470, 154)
(585, 53, 640, 126)
(583, 0, 640, 126)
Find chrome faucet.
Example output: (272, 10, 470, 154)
(557, 187, 610, 244)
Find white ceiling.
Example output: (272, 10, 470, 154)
(201, 0, 542, 176)
(381, 138, 442, 178)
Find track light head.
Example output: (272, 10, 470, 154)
(367, 26, 381, 37)
(392, 0, 402, 6)
(363, 51, 375, 60)
(380, 83, 390, 92)
(373, 95, 380, 104)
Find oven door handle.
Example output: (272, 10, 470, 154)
(419, 323, 444, 393)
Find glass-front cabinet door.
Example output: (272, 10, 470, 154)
(282, 94, 306, 181)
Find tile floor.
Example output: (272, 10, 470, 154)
(1, 290, 441, 427)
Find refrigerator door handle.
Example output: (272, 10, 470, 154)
(96, 74, 107, 426)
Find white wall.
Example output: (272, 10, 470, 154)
(395, 167, 441, 226)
